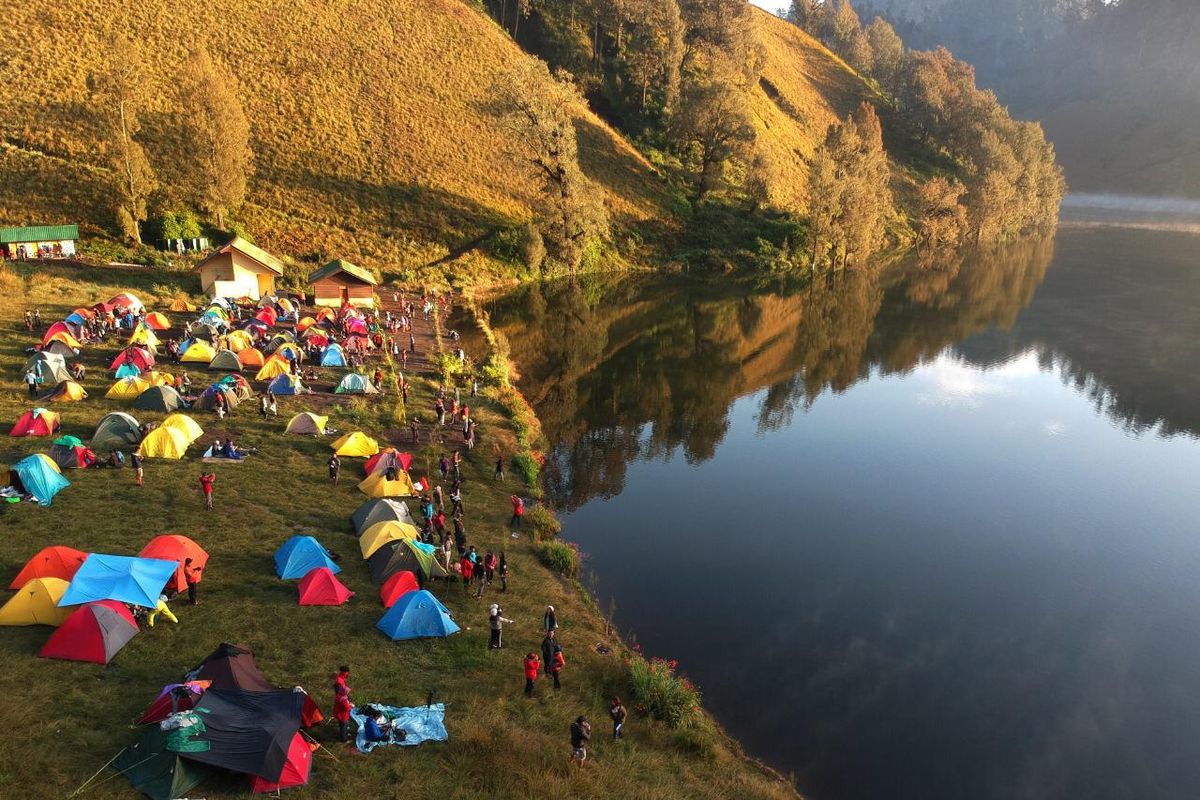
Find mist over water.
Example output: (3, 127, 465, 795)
(1060, 193, 1200, 233)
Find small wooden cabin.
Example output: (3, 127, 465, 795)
(307, 259, 378, 309)
(195, 237, 284, 300)
(0, 224, 78, 260)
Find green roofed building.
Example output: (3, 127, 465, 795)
(0, 224, 79, 260)
(308, 258, 378, 309)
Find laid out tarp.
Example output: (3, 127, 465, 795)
(377, 589, 460, 640)
(349, 703, 448, 753)
(114, 719, 214, 800)
(0, 577, 72, 625)
(352, 499, 416, 534)
(297, 567, 354, 606)
(332, 432, 379, 457)
(58, 554, 178, 608)
(91, 412, 142, 451)
(285, 412, 327, 435)
(40, 600, 138, 664)
(10, 453, 70, 504)
(274, 536, 340, 580)
(184, 688, 305, 782)
(8, 545, 88, 589)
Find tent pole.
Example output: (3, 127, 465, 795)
(302, 729, 341, 762)
(67, 748, 129, 797)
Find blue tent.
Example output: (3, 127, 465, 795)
(10, 454, 70, 505)
(334, 373, 377, 394)
(268, 374, 302, 396)
(58, 554, 178, 607)
(65, 312, 87, 327)
(377, 589, 460, 640)
(274, 536, 340, 580)
(320, 344, 347, 367)
(115, 362, 142, 379)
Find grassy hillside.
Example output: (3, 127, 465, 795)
(1, 0, 666, 275)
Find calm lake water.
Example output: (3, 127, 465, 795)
(482, 218, 1200, 800)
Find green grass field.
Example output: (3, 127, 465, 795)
(0, 260, 795, 800)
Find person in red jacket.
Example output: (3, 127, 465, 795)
(198, 471, 216, 510)
(510, 495, 524, 529)
(523, 652, 541, 698)
(460, 554, 474, 593)
(333, 666, 353, 742)
(551, 640, 566, 690)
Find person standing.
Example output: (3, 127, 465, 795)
(328, 453, 341, 484)
(570, 717, 591, 767)
(543, 605, 558, 634)
(199, 471, 216, 510)
(541, 629, 557, 678)
(333, 666, 353, 743)
(24, 369, 37, 398)
(510, 495, 524, 529)
(132, 451, 144, 487)
(488, 604, 512, 649)
(610, 697, 627, 740)
(495, 455, 504, 481)
(498, 552, 508, 592)
(450, 486, 464, 516)
(550, 639, 565, 690)
(183, 558, 202, 605)
(523, 652, 541, 698)
(460, 553, 474, 593)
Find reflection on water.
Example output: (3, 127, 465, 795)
(487, 226, 1200, 800)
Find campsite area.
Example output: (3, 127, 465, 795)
(0, 260, 793, 800)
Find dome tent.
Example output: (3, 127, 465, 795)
(254, 356, 290, 380)
(267, 373, 303, 396)
(26, 352, 71, 385)
(366, 539, 448, 585)
(40, 600, 139, 664)
(285, 412, 328, 435)
(195, 384, 240, 411)
(114, 362, 142, 379)
(136, 426, 191, 459)
(237, 347, 265, 368)
(274, 536, 340, 580)
(208, 349, 242, 372)
(110, 346, 155, 373)
(160, 413, 204, 443)
(179, 339, 216, 363)
(106, 376, 151, 401)
(335, 373, 378, 394)
(358, 520, 420, 559)
(0, 577, 72, 626)
(358, 469, 417, 498)
(331, 431, 379, 457)
(9, 545, 88, 589)
(379, 570, 420, 607)
(91, 412, 142, 451)
(351, 499, 416, 534)
(297, 567, 354, 606)
(41, 380, 87, 402)
(319, 344, 347, 367)
(133, 385, 189, 412)
(377, 589, 459, 640)
(138, 534, 209, 594)
(10, 407, 61, 437)
(9, 454, 69, 504)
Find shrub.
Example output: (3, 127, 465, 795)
(511, 452, 539, 487)
(178, 210, 202, 239)
(433, 351, 465, 383)
(520, 223, 546, 272)
(526, 504, 561, 539)
(629, 656, 702, 729)
(538, 539, 579, 577)
(481, 353, 510, 387)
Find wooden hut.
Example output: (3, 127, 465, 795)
(0, 224, 78, 260)
(307, 259, 378, 309)
(195, 237, 284, 301)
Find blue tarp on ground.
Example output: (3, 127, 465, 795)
(58, 554, 178, 607)
(274, 536, 340, 580)
(350, 703, 448, 753)
(376, 589, 460, 640)
(11, 454, 69, 505)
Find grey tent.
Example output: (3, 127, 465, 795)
(42, 340, 78, 358)
(133, 385, 188, 412)
(352, 498, 417, 534)
(194, 384, 239, 411)
(189, 323, 220, 342)
(366, 539, 448, 585)
(25, 352, 71, 385)
(207, 350, 242, 372)
(91, 412, 142, 451)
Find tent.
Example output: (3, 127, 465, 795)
(226, 329, 253, 352)
(144, 312, 171, 330)
(208, 349, 242, 372)
(255, 306, 279, 326)
(48, 438, 96, 470)
(133, 385, 188, 412)
(43, 339, 78, 358)
(191, 323, 220, 342)
(142, 370, 175, 387)
(10, 453, 70, 504)
(41, 322, 80, 347)
(364, 449, 414, 476)
(110, 292, 145, 313)
(366, 539, 448, 585)
(297, 567, 354, 606)
(379, 570, 419, 607)
(238, 347, 266, 368)
(335, 373, 378, 394)
(160, 413, 204, 443)
(27, 352, 72, 384)
(193, 643, 275, 692)
(58, 553, 178, 608)
(255, 357, 290, 381)
(137, 680, 211, 724)
(179, 339, 216, 363)
(377, 589, 460, 640)
(91, 412, 142, 451)
(352, 498, 416, 533)
(114, 362, 142, 379)
(219, 373, 253, 398)
(113, 719, 213, 800)
(194, 383, 240, 411)
(111, 346, 155, 373)
(248, 731, 312, 793)
(184, 688, 305, 782)
(41, 380, 87, 402)
(331, 431, 379, 457)
(276, 343, 303, 363)
(128, 326, 159, 350)
(138, 535, 209, 593)
(274, 536, 340, 580)
(44, 330, 83, 350)
(106, 376, 151, 401)
(285, 412, 327, 435)
(10, 407, 60, 437)
(171, 298, 198, 312)
(359, 520, 420, 559)
(358, 469, 417, 498)
(296, 316, 316, 332)
(136, 426, 191, 459)
(39, 600, 138, 664)
(319, 344, 347, 367)
(267, 373, 303, 396)
(0, 577, 72, 625)
(8, 545, 88, 589)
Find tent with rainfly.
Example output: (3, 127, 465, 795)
(182, 688, 305, 784)
(39, 600, 139, 664)
(377, 589, 460, 640)
(144, 312, 170, 330)
(359, 520, 420, 559)
(27, 352, 71, 384)
(335, 372, 378, 394)
(208, 350, 242, 372)
(161, 413, 205, 443)
(107, 376, 151, 401)
(352, 498, 416, 534)
(332, 431, 379, 457)
(11, 407, 60, 437)
(297, 567, 354, 606)
(48, 435, 97, 469)
(114, 362, 142, 379)
(285, 412, 327, 435)
(364, 449, 414, 476)
(267, 373, 303, 396)
(134, 385, 189, 412)
(194, 383, 240, 411)
(138, 535, 208, 594)
(113, 718, 214, 800)
(0, 577, 73, 625)
(8, 545, 88, 589)
(238, 347, 265, 368)
(248, 731, 312, 793)
(137, 680, 210, 724)
(379, 570, 420, 607)
(358, 469, 417, 498)
(254, 356, 290, 380)
(179, 339, 216, 364)
(111, 346, 155, 373)
(10, 453, 70, 504)
(41, 380, 87, 402)
(137, 426, 191, 459)
(274, 536, 340, 580)
(58, 554, 179, 608)
(319, 344, 347, 367)
(367, 539, 448, 585)
(91, 412, 142, 451)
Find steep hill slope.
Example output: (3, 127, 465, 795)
(1, 0, 666, 270)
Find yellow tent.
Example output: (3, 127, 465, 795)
(358, 520, 420, 558)
(296, 316, 316, 332)
(129, 327, 159, 349)
(160, 413, 204, 443)
(285, 412, 328, 435)
(143, 370, 174, 387)
(137, 425, 190, 459)
(277, 297, 297, 314)
(106, 376, 151, 400)
(180, 339, 216, 363)
(255, 357, 290, 381)
(226, 330, 253, 352)
(170, 298, 197, 312)
(46, 331, 83, 350)
(276, 343, 303, 362)
(358, 469, 417, 498)
(47, 380, 87, 401)
(0, 577, 72, 626)
(30, 453, 62, 474)
(332, 432, 380, 457)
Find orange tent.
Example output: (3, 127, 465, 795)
(10, 408, 60, 437)
(144, 312, 170, 330)
(138, 534, 208, 593)
(237, 348, 265, 368)
(8, 545, 88, 590)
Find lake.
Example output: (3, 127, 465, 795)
(479, 215, 1200, 800)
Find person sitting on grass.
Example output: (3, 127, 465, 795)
(363, 712, 390, 743)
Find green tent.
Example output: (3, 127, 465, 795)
(113, 723, 212, 800)
(52, 435, 83, 448)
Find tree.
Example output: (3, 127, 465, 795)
(830, 0, 863, 56)
(671, 63, 756, 199)
(865, 16, 904, 91)
(180, 47, 253, 230)
(622, 0, 685, 113)
(916, 176, 968, 250)
(88, 37, 156, 244)
(493, 60, 609, 269)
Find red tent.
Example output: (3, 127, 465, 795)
(137, 680, 210, 724)
(110, 346, 155, 372)
(8, 545, 88, 590)
(138, 535, 209, 593)
(10, 409, 60, 437)
(379, 570, 419, 607)
(40, 321, 78, 346)
(364, 449, 414, 476)
(297, 568, 354, 606)
(255, 307, 278, 326)
(249, 732, 312, 793)
(39, 600, 138, 664)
